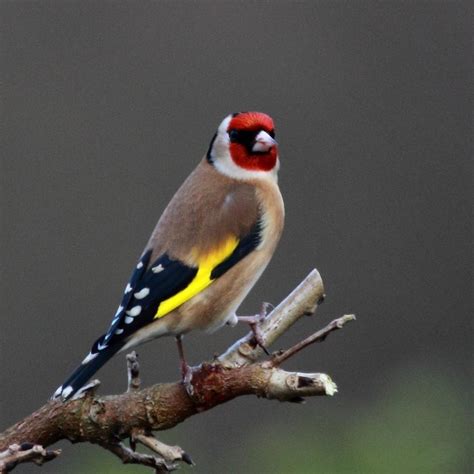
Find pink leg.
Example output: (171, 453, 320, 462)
(175, 335, 194, 392)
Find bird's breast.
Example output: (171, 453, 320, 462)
(254, 179, 285, 254)
(165, 179, 284, 335)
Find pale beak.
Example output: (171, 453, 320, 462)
(252, 131, 277, 153)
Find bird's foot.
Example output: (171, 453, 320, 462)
(176, 335, 195, 396)
(237, 302, 272, 355)
(180, 360, 195, 397)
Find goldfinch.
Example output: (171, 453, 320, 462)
(53, 112, 284, 400)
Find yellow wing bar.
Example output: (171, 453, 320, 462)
(155, 236, 239, 318)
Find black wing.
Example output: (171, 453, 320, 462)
(53, 219, 262, 400)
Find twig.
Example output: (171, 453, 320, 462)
(100, 442, 176, 473)
(127, 351, 141, 392)
(271, 314, 356, 366)
(133, 432, 194, 465)
(0, 444, 61, 473)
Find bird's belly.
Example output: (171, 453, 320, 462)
(121, 251, 269, 352)
(163, 250, 270, 335)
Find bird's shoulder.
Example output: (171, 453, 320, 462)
(147, 159, 261, 264)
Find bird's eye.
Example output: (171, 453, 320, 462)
(228, 129, 257, 148)
(229, 129, 240, 141)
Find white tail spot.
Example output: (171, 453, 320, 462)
(82, 352, 98, 364)
(53, 386, 63, 398)
(62, 386, 73, 399)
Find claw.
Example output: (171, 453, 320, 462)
(249, 321, 270, 355)
(181, 362, 194, 396)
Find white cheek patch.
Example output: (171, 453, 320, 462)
(211, 115, 232, 162)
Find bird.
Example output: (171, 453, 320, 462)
(53, 111, 285, 401)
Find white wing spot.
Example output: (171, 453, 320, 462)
(134, 288, 150, 300)
(125, 316, 134, 324)
(126, 305, 142, 317)
(115, 328, 124, 335)
(82, 352, 98, 364)
(97, 341, 108, 351)
(125, 283, 133, 294)
(115, 305, 124, 317)
(137, 261, 144, 269)
(62, 386, 73, 399)
(152, 264, 164, 273)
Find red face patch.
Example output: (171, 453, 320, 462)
(227, 112, 278, 172)
(228, 112, 274, 133)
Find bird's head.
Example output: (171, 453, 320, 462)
(207, 112, 279, 180)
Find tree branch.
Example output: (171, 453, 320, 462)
(0, 269, 354, 471)
(271, 314, 356, 366)
(0, 444, 61, 473)
(219, 268, 325, 367)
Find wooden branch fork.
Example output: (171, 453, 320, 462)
(0, 269, 355, 472)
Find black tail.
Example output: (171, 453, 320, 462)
(52, 338, 123, 400)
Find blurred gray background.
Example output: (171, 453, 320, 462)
(1, 1, 471, 473)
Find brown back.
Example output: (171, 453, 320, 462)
(145, 159, 260, 266)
